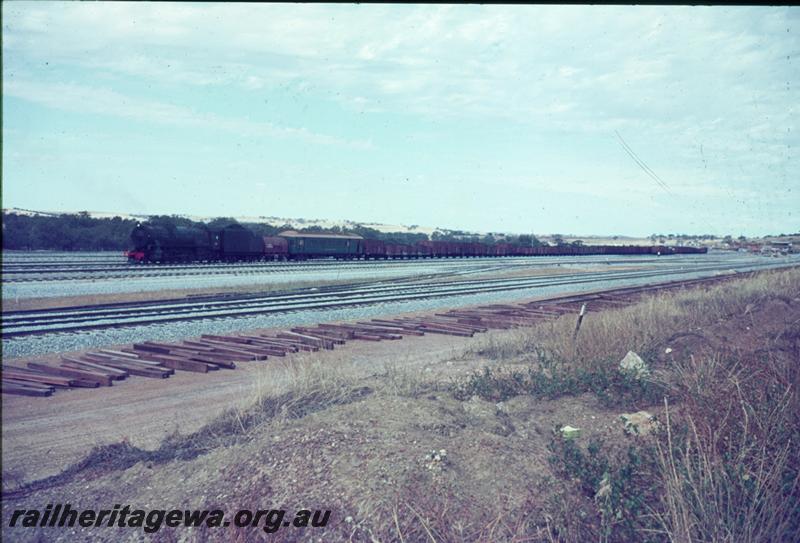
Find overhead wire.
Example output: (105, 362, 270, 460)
(615, 130, 673, 194)
(614, 130, 719, 234)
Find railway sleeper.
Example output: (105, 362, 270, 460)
(188, 339, 270, 359)
(276, 332, 334, 350)
(121, 350, 213, 373)
(2, 368, 86, 388)
(417, 326, 474, 337)
(85, 352, 174, 373)
(389, 321, 474, 337)
(315, 324, 360, 339)
(181, 340, 262, 360)
(182, 354, 238, 369)
(176, 345, 244, 361)
(198, 335, 281, 353)
(291, 328, 349, 343)
(236, 336, 299, 354)
(236, 334, 299, 352)
(368, 319, 429, 333)
(132, 343, 173, 355)
(60, 361, 125, 381)
(400, 318, 485, 334)
(453, 318, 513, 330)
(201, 334, 251, 345)
(81, 355, 172, 378)
(99, 349, 160, 363)
(350, 333, 383, 341)
(252, 335, 318, 352)
(1, 383, 53, 397)
(357, 322, 425, 336)
(2, 379, 56, 393)
(159, 346, 240, 367)
(203, 341, 280, 359)
(61, 357, 128, 379)
(27, 362, 112, 386)
(321, 323, 403, 339)
(437, 313, 517, 328)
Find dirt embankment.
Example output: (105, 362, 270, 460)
(2, 272, 799, 542)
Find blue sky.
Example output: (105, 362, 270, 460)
(2, 3, 797, 236)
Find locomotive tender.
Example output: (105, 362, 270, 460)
(125, 222, 707, 263)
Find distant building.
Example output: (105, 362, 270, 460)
(767, 241, 794, 254)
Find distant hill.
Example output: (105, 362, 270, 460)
(2, 207, 443, 237)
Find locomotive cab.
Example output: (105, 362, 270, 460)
(128, 223, 210, 263)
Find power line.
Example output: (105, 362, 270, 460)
(615, 130, 672, 194)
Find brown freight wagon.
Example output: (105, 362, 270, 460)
(363, 239, 386, 259)
(262, 236, 289, 260)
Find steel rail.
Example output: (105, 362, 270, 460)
(1, 255, 723, 281)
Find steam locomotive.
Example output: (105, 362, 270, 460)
(125, 222, 707, 263)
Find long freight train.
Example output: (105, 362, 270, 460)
(125, 223, 708, 263)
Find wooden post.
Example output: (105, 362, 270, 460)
(573, 304, 587, 341)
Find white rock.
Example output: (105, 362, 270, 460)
(560, 425, 581, 439)
(619, 351, 649, 378)
(620, 411, 658, 435)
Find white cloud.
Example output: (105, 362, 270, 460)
(4, 4, 795, 132)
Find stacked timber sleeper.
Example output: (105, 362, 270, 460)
(1, 297, 594, 397)
(2, 277, 728, 397)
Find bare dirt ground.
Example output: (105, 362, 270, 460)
(1, 330, 480, 486)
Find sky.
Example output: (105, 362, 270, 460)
(2, 3, 798, 237)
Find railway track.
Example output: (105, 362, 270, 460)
(0, 254, 736, 283)
(1, 259, 514, 282)
(4, 259, 795, 338)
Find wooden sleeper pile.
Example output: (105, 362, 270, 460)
(2, 293, 634, 397)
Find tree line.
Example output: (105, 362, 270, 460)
(3, 212, 547, 251)
(2, 212, 139, 251)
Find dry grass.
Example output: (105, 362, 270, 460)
(380, 360, 439, 398)
(653, 344, 800, 542)
(465, 268, 800, 369)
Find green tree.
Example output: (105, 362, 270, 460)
(206, 217, 239, 230)
(2, 212, 139, 251)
